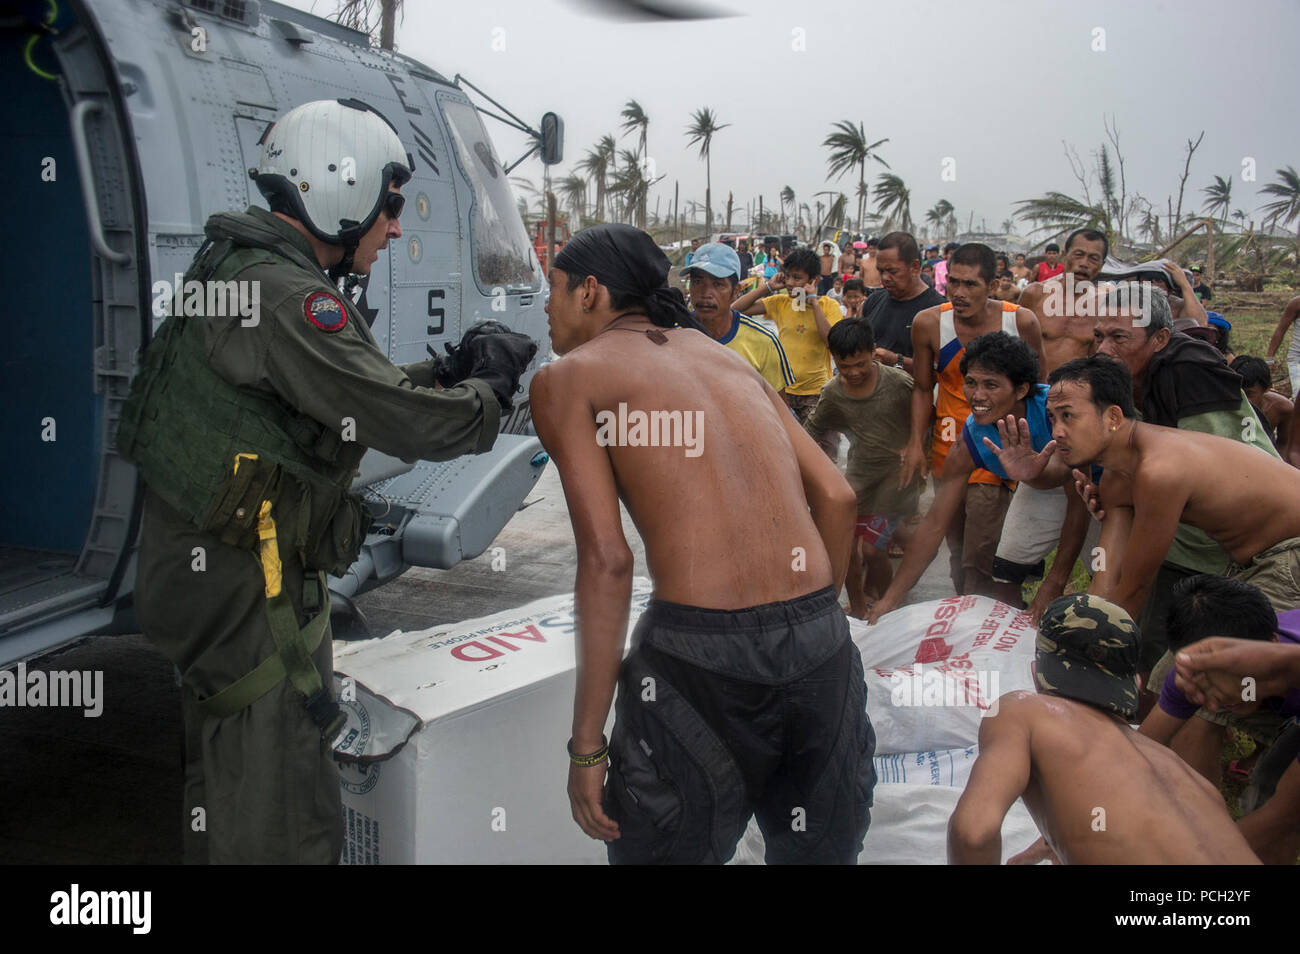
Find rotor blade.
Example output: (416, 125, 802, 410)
(562, 0, 737, 22)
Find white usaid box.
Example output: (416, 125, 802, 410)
(331, 579, 654, 864)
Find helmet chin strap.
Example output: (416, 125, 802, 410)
(327, 244, 357, 282)
(327, 221, 365, 281)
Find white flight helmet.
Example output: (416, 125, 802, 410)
(250, 98, 413, 268)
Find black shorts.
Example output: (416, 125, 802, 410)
(604, 586, 876, 864)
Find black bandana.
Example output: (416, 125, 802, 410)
(553, 224, 705, 333)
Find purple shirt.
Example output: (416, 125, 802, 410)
(1159, 608, 1300, 719)
(934, 259, 948, 295)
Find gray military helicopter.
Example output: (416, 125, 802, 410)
(2, 0, 569, 665)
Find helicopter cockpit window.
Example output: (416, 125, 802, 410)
(439, 97, 541, 292)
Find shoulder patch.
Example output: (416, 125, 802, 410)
(303, 291, 348, 333)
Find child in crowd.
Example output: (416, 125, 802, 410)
(804, 318, 919, 617)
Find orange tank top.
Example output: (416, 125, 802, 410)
(930, 301, 1020, 486)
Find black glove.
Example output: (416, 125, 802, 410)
(432, 320, 519, 388)
(462, 329, 538, 410)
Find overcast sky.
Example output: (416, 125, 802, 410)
(294, 0, 1299, 238)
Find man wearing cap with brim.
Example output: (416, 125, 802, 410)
(949, 593, 1260, 864)
(1190, 265, 1213, 302)
(683, 242, 795, 395)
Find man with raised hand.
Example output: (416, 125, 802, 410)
(869, 332, 1076, 618)
(991, 227, 1107, 611)
(899, 243, 1045, 595)
(733, 246, 846, 450)
(1040, 355, 1300, 618)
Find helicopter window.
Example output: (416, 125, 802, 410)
(439, 97, 540, 292)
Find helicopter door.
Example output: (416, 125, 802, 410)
(0, 3, 147, 664)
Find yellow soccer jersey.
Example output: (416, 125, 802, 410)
(761, 293, 844, 395)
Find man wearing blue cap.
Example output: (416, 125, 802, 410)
(682, 242, 795, 395)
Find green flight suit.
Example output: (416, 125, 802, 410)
(131, 207, 502, 863)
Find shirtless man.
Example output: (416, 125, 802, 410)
(839, 244, 858, 279)
(530, 224, 874, 865)
(1018, 228, 1106, 375)
(818, 241, 838, 295)
(1233, 355, 1293, 449)
(949, 594, 1260, 864)
(898, 244, 1045, 594)
(860, 237, 881, 287)
(1265, 294, 1300, 397)
(1010, 253, 1032, 286)
(1041, 355, 1300, 617)
(988, 229, 1105, 604)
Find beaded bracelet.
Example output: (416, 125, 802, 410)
(567, 735, 609, 767)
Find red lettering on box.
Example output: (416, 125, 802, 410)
(451, 640, 504, 662)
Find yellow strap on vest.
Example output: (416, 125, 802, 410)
(194, 454, 343, 738)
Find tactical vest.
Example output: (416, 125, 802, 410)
(117, 241, 371, 576)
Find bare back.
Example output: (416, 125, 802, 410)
(1010, 692, 1258, 864)
(558, 326, 833, 607)
(1101, 424, 1300, 562)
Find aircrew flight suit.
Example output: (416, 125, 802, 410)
(120, 207, 504, 863)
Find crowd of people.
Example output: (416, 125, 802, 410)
(617, 225, 1300, 864)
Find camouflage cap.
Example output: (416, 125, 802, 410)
(1034, 594, 1141, 722)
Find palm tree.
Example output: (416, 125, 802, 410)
(1013, 191, 1112, 247)
(823, 120, 890, 231)
(619, 100, 649, 157)
(609, 148, 650, 228)
(619, 100, 650, 227)
(556, 172, 588, 226)
(874, 173, 913, 232)
(1000, 218, 1014, 235)
(685, 108, 730, 236)
(1260, 165, 1300, 240)
(574, 145, 610, 224)
(925, 199, 954, 240)
(334, 0, 402, 50)
(1202, 174, 1233, 229)
(1138, 207, 1162, 245)
(597, 135, 618, 219)
(780, 185, 795, 232)
(509, 176, 545, 226)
